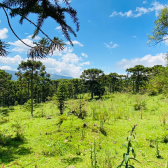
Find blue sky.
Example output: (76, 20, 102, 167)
(0, 0, 168, 77)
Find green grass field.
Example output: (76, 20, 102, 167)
(1, 93, 168, 167)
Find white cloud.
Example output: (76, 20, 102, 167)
(0, 20, 1, 23)
(0, 28, 8, 39)
(81, 53, 88, 58)
(37, 57, 82, 78)
(62, 53, 81, 63)
(55, 26, 61, 30)
(148, 1, 165, 16)
(88, 20, 91, 22)
(104, 42, 119, 49)
(27, 35, 41, 40)
(116, 53, 166, 69)
(0, 66, 12, 70)
(0, 55, 23, 65)
(66, 40, 84, 47)
(163, 35, 168, 45)
(79, 61, 90, 66)
(112, 44, 119, 48)
(110, 10, 133, 17)
(8, 39, 35, 52)
(109, 1, 166, 18)
(24, 33, 28, 34)
(143, 1, 147, 4)
(133, 36, 137, 38)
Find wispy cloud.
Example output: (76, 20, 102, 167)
(110, 1, 165, 18)
(66, 40, 84, 47)
(79, 61, 90, 66)
(143, 1, 147, 4)
(55, 26, 61, 30)
(104, 41, 119, 49)
(133, 36, 137, 38)
(81, 53, 88, 58)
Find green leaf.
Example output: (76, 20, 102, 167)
(132, 148, 136, 158)
(122, 144, 127, 148)
(124, 153, 129, 163)
(128, 136, 131, 141)
(129, 158, 141, 163)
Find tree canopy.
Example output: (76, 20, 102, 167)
(147, 6, 168, 46)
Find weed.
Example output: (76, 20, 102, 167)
(101, 150, 115, 168)
(76, 144, 81, 155)
(117, 124, 140, 168)
(11, 121, 25, 141)
(81, 128, 85, 140)
(155, 139, 162, 159)
(99, 120, 107, 136)
(91, 139, 98, 168)
(160, 112, 167, 125)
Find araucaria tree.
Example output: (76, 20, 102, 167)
(0, 0, 79, 57)
(56, 80, 69, 115)
(80, 69, 104, 99)
(17, 60, 45, 117)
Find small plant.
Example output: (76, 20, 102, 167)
(101, 149, 114, 168)
(91, 139, 98, 168)
(11, 121, 25, 141)
(81, 128, 85, 140)
(155, 139, 162, 159)
(160, 112, 167, 125)
(117, 124, 140, 168)
(76, 144, 81, 155)
(99, 120, 107, 136)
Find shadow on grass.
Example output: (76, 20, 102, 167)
(0, 136, 31, 164)
(0, 108, 10, 117)
(61, 156, 83, 166)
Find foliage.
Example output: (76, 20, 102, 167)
(147, 6, 168, 46)
(0, 0, 79, 57)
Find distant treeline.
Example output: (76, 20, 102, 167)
(0, 61, 167, 107)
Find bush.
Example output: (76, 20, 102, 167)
(133, 100, 146, 110)
(9, 106, 14, 111)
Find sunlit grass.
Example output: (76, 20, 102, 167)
(1, 93, 168, 167)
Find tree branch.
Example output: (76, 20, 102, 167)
(3, 7, 33, 48)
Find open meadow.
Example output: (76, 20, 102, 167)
(1, 93, 168, 168)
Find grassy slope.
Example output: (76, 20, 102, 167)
(1, 93, 168, 167)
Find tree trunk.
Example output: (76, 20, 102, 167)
(31, 68, 33, 117)
(91, 85, 94, 99)
(28, 81, 29, 101)
(21, 79, 23, 105)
